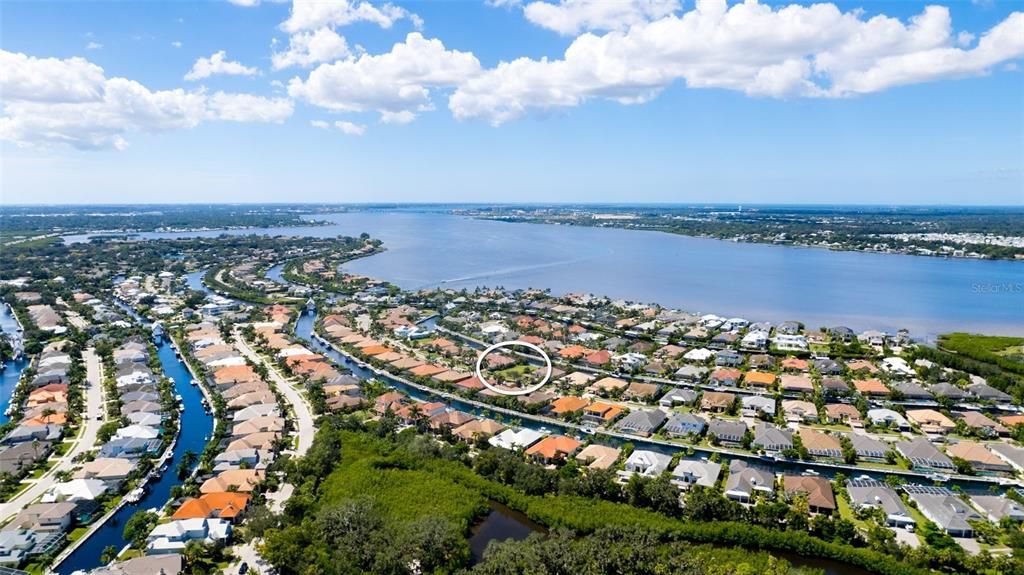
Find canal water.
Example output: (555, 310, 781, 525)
(468, 501, 546, 564)
(0, 304, 27, 425)
(62, 212, 1024, 338)
(56, 334, 214, 572)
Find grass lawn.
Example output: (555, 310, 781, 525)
(836, 495, 871, 531)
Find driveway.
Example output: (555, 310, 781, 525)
(0, 347, 105, 520)
(234, 331, 315, 457)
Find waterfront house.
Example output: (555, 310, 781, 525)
(970, 495, 1024, 523)
(581, 402, 624, 426)
(783, 475, 836, 514)
(945, 441, 1012, 474)
(846, 479, 914, 527)
(671, 460, 721, 489)
(73, 457, 135, 488)
(966, 383, 1012, 403)
(752, 423, 793, 453)
(7, 502, 75, 533)
(89, 553, 183, 575)
(200, 470, 264, 494)
(663, 412, 706, 437)
(622, 450, 672, 478)
(891, 381, 930, 400)
(146, 518, 232, 555)
(929, 382, 967, 401)
(903, 485, 980, 537)
(798, 428, 843, 460)
(853, 378, 889, 398)
(453, 419, 506, 442)
(41, 479, 107, 504)
(707, 419, 747, 446)
(525, 435, 581, 464)
(895, 438, 954, 472)
(488, 428, 544, 451)
(724, 460, 774, 502)
(845, 433, 889, 462)
(575, 444, 621, 470)
(172, 492, 251, 523)
(624, 382, 660, 401)
(100, 437, 161, 459)
(615, 409, 667, 437)
(989, 443, 1024, 474)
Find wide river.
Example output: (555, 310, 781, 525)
(65, 212, 1023, 338)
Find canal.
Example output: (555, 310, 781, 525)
(56, 317, 214, 572)
(0, 303, 27, 425)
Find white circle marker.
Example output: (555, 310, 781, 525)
(475, 340, 553, 396)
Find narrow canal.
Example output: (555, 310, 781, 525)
(0, 303, 27, 425)
(56, 322, 214, 573)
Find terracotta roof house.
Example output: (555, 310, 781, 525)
(701, 391, 736, 413)
(744, 371, 776, 390)
(710, 368, 741, 387)
(798, 428, 843, 459)
(557, 345, 588, 359)
(575, 444, 621, 470)
(326, 394, 365, 412)
(853, 378, 889, 397)
(905, 409, 956, 434)
(172, 492, 251, 522)
(405, 362, 446, 376)
(213, 365, 259, 387)
(548, 396, 590, 417)
(525, 435, 581, 463)
(779, 374, 814, 393)
(784, 475, 836, 514)
(846, 359, 879, 374)
(589, 377, 629, 394)
(581, 402, 624, 425)
(390, 357, 424, 370)
(623, 382, 660, 400)
(945, 441, 1012, 474)
(452, 419, 506, 441)
(958, 411, 1009, 437)
(583, 350, 612, 367)
(781, 400, 818, 422)
(825, 403, 861, 425)
(781, 358, 809, 372)
(428, 410, 475, 431)
(200, 470, 264, 493)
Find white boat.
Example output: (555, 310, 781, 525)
(125, 487, 145, 503)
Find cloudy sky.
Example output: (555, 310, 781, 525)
(2, 0, 1022, 205)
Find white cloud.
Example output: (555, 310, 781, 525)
(0, 50, 292, 150)
(310, 118, 365, 135)
(380, 110, 415, 124)
(523, 0, 679, 35)
(289, 32, 480, 124)
(86, 41, 103, 50)
(184, 50, 259, 81)
(281, 0, 420, 34)
(227, 0, 262, 6)
(207, 92, 293, 122)
(1, 50, 106, 102)
(272, 27, 351, 69)
(335, 120, 366, 135)
(450, 0, 1024, 124)
(171, 41, 183, 48)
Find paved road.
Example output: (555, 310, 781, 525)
(234, 331, 315, 456)
(0, 348, 105, 520)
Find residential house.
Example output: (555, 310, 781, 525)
(945, 441, 1013, 475)
(906, 409, 956, 435)
(146, 518, 231, 555)
(846, 479, 914, 527)
(970, 495, 1024, 523)
(525, 435, 581, 464)
(724, 460, 774, 502)
(798, 428, 843, 460)
(740, 395, 776, 419)
(615, 409, 667, 437)
(707, 419, 747, 446)
(662, 413, 706, 437)
(574, 444, 621, 470)
(895, 438, 955, 472)
(700, 391, 736, 413)
(622, 450, 672, 477)
(903, 485, 981, 537)
(752, 424, 793, 454)
(671, 460, 721, 489)
(783, 475, 836, 514)
(781, 400, 818, 423)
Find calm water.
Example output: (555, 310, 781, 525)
(56, 338, 214, 574)
(0, 304, 26, 425)
(66, 212, 1024, 337)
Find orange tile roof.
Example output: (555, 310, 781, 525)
(172, 492, 251, 520)
(781, 358, 810, 371)
(525, 435, 581, 460)
(853, 378, 889, 395)
(214, 365, 259, 385)
(558, 345, 588, 359)
(409, 364, 447, 377)
(745, 371, 776, 386)
(360, 345, 392, 357)
(549, 396, 590, 415)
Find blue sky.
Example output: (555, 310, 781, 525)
(1, 0, 1022, 205)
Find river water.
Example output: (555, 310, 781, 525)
(64, 212, 1023, 338)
